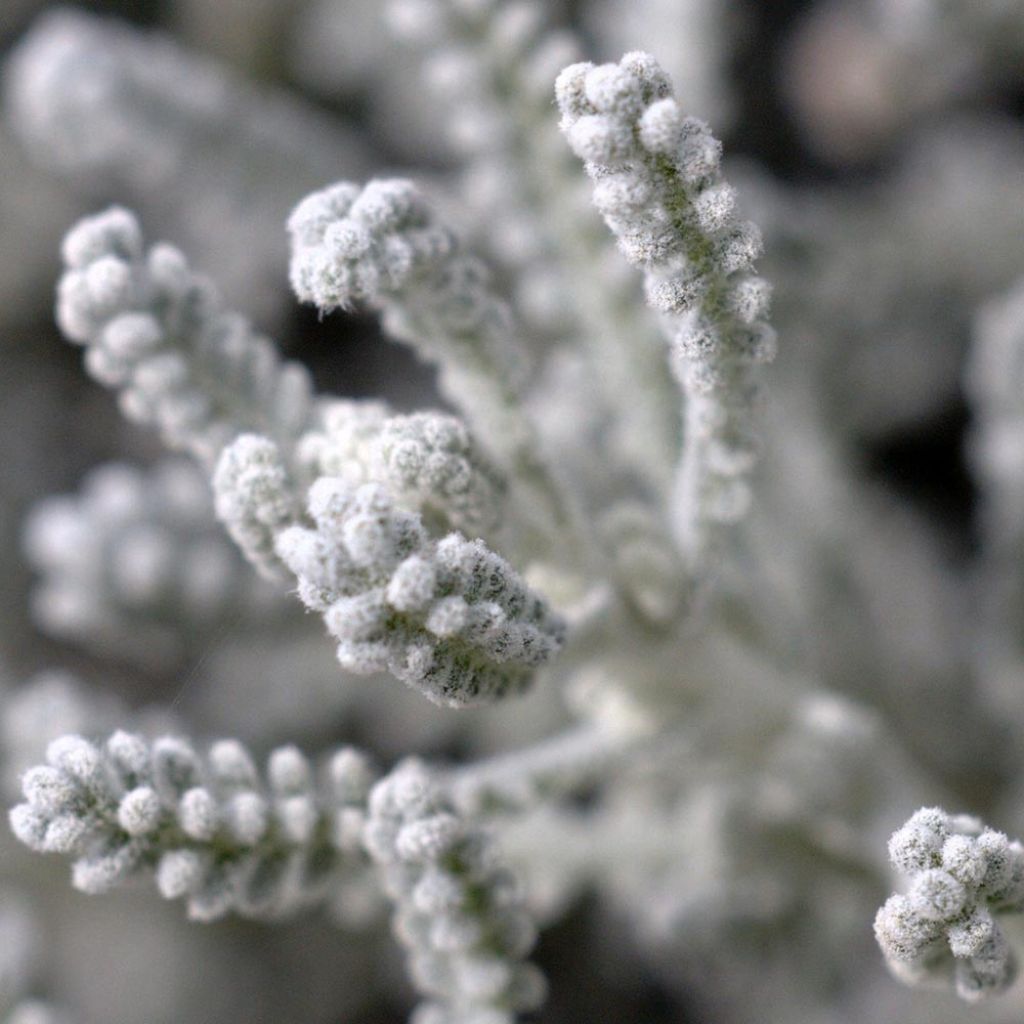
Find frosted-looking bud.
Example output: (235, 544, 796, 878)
(875, 807, 1024, 1001)
(213, 435, 299, 580)
(557, 51, 774, 582)
(10, 731, 378, 923)
(297, 402, 506, 538)
(55, 208, 316, 469)
(364, 759, 544, 1022)
(274, 476, 564, 707)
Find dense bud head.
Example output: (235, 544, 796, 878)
(889, 807, 950, 873)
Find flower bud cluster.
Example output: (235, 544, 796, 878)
(556, 53, 774, 571)
(24, 459, 282, 664)
(875, 808, 1024, 1001)
(9, 732, 377, 922)
(364, 759, 546, 1024)
(289, 180, 458, 312)
(212, 436, 302, 580)
(56, 208, 315, 468)
(298, 402, 506, 538)
(272, 466, 565, 706)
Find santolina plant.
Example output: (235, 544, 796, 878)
(3, 3, 1024, 1023)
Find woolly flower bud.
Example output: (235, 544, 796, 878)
(876, 807, 1024, 1000)
(55, 209, 316, 469)
(156, 849, 208, 900)
(179, 787, 218, 842)
(888, 807, 950, 874)
(11, 731, 378, 923)
(554, 62, 595, 124)
(213, 435, 300, 580)
(268, 746, 312, 795)
(565, 115, 635, 166)
(274, 476, 563, 707)
(874, 893, 942, 962)
(21, 767, 78, 817)
(208, 739, 259, 789)
(365, 761, 544, 1022)
(117, 786, 163, 836)
(558, 51, 774, 576)
(909, 869, 968, 921)
(289, 179, 448, 309)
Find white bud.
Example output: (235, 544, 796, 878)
(117, 786, 163, 836)
(178, 787, 219, 841)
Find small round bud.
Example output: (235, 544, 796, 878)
(117, 786, 163, 836)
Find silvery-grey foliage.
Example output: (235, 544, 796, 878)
(2, 3, 1024, 1023)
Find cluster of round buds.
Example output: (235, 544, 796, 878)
(274, 468, 565, 707)
(874, 807, 1024, 1001)
(364, 760, 546, 1024)
(55, 208, 315, 469)
(9, 732, 377, 922)
(298, 402, 506, 539)
(556, 52, 775, 567)
(288, 180, 456, 310)
(212, 435, 301, 581)
(554, 53, 772, 347)
(24, 458, 282, 665)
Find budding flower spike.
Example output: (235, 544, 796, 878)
(557, 52, 775, 585)
(10, 732, 376, 922)
(56, 208, 316, 468)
